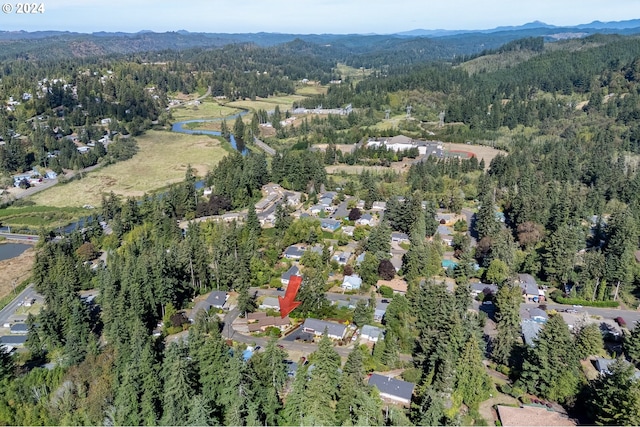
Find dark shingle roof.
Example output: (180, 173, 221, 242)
(368, 374, 415, 402)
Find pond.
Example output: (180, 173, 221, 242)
(0, 243, 31, 261)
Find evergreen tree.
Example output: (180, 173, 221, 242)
(624, 321, 640, 367)
(518, 313, 580, 402)
(586, 358, 640, 426)
(454, 334, 491, 411)
(574, 322, 604, 359)
(161, 343, 196, 426)
(492, 284, 522, 366)
(303, 331, 341, 425)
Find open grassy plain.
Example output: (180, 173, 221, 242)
(30, 130, 228, 207)
(227, 94, 307, 112)
(170, 100, 242, 122)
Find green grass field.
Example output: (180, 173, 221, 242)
(227, 94, 307, 112)
(0, 205, 86, 228)
(170, 100, 242, 122)
(30, 130, 228, 208)
(295, 85, 327, 96)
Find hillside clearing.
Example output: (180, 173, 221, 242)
(29, 130, 228, 207)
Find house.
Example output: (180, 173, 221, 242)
(529, 308, 548, 323)
(595, 358, 616, 375)
(281, 265, 301, 286)
(259, 297, 280, 311)
(360, 325, 384, 342)
(521, 319, 543, 347)
(371, 201, 387, 211)
(77, 146, 91, 153)
(470, 282, 498, 297)
(205, 291, 228, 310)
(374, 302, 390, 322)
(9, 323, 28, 334)
(377, 278, 408, 295)
(355, 252, 366, 266)
(101, 118, 112, 125)
(302, 318, 347, 340)
(334, 299, 356, 310)
(0, 334, 27, 350)
(247, 315, 291, 332)
(332, 251, 352, 265)
(342, 225, 355, 236)
(342, 275, 363, 291)
(310, 205, 323, 215)
(496, 405, 576, 426)
(284, 245, 306, 260)
(517, 274, 540, 301)
(391, 232, 409, 243)
(368, 374, 415, 406)
(437, 225, 454, 245)
(356, 214, 374, 226)
(320, 218, 342, 232)
(389, 254, 403, 272)
(319, 197, 334, 207)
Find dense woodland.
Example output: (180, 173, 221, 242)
(3, 28, 640, 426)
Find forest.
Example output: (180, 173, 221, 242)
(2, 27, 640, 426)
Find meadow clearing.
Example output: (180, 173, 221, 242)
(30, 130, 228, 208)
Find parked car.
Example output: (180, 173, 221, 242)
(615, 317, 627, 327)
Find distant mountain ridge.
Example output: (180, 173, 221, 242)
(1, 18, 640, 62)
(394, 18, 640, 37)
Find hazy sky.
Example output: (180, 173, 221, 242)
(1, 0, 639, 34)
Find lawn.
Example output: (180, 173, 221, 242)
(170, 100, 242, 122)
(30, 130, 228, 207)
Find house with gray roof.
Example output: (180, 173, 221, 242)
(368, 374, 415, 406)
(284, 245, 306, 260)
(517, 274, 540, 301)
(320, 218, 341, 232)
(332, 251, 352, 265)
(595, 358, 616, 375)
(10, 323, 28, 334)
(259, 297, 280, 311)
(356, 213, 373, 226)
(529, 308, 548, 323)
(374, 302, 389, 322)
(0, 335, 27, 349)
(302, 318, 347, 340)
(470, 282, 498, 297)
(391, 232, 409, 243)
(281, 265, 300, 285)
(521, 319, 543, 347)
(361, 325, 384, 342)
(206, 291, 228, 309)
(371, 201, 386, 211)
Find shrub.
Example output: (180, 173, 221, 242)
(379, 285, 394, 298)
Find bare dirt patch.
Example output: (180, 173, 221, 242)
(444, 143, 507, 170)
(0, 246, 35, 301)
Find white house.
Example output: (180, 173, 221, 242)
(360, 325, 384, 343)
(341, 274, 362, 291)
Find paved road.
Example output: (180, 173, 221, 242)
(0, 284, 40, 327)
(0, 232, 39, 242)
(253, 137, 276, 156)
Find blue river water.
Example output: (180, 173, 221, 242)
(171, 112, 249, 155)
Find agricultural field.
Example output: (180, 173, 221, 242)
(29, 130, 228, 208)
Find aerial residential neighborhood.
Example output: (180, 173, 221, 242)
(2, 3, 640, 426)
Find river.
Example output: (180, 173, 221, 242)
(171, 112, 249, 155)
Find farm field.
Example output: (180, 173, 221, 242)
(295, 85, 327, 96)
(0, 205, 86, 229)
(29, 130, 228, 208)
